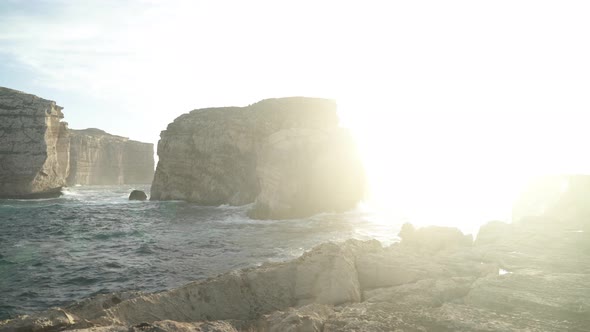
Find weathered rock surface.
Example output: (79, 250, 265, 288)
(513, 174, 590, 230)
(67, 129, 154, 185)
(150, 97, 364, 218)
(3, 210, 587, 331)
(0, 87, 70, 198)
(398, 222, 473, 253)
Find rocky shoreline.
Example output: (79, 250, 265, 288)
(1, 212, 587, 331)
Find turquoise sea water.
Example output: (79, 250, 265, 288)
(0, 185, 397, 320)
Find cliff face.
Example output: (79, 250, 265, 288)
(151, 97, 364, 218)
(67, 129, 154, 185)
(0, 87, 70, 198)
(0, 87, 154, 196)
(249, 128, 365, 219)
(123, 140, 156, 185)
(151, 97, 339, 204)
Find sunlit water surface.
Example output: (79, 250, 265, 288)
(0, 185, 399, 320)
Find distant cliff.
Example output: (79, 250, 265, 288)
(151, 97, 365, 218)
(0, 87, 154, 197)
(0, 87, 70, 198)
(67, 128, 154, 185)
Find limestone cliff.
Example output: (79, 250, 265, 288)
(0, 87, 70, 198)
(512, 174, 590, 230)
(67, 129, 154, 185)
(249, 128, 365, 219)
(151, 97, 365, 218)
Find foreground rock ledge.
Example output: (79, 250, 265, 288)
(2, 217, 588, 331)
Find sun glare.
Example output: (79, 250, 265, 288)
(335, 86, 590, 234)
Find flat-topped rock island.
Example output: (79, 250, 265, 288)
(151, 97, 365, 219)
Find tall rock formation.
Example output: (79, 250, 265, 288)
(0, 87, 70, 198)
(0, 87, 155, 196)
(249, 128, 365, 219)
(151, 97, 365, 218)
(67, 129, 154, 185)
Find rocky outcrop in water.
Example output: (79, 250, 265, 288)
(151, 97, 365, 219)
(2, 213, 587, 331)
(67, 129, 154, 185)
(0, 87, 70, 198)
(248, 128, 365, 219)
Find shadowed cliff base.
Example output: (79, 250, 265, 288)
(150, 97, 366, 219)
(3, 173, 589, 331)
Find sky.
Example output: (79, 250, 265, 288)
(1, 0, 590, 228)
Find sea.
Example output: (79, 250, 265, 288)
(0, 185, 399, 320)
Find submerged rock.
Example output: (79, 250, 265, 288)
(128, 190, 147, 201)
(0, 87, 70, 198)
(150, 97, 365, 219)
